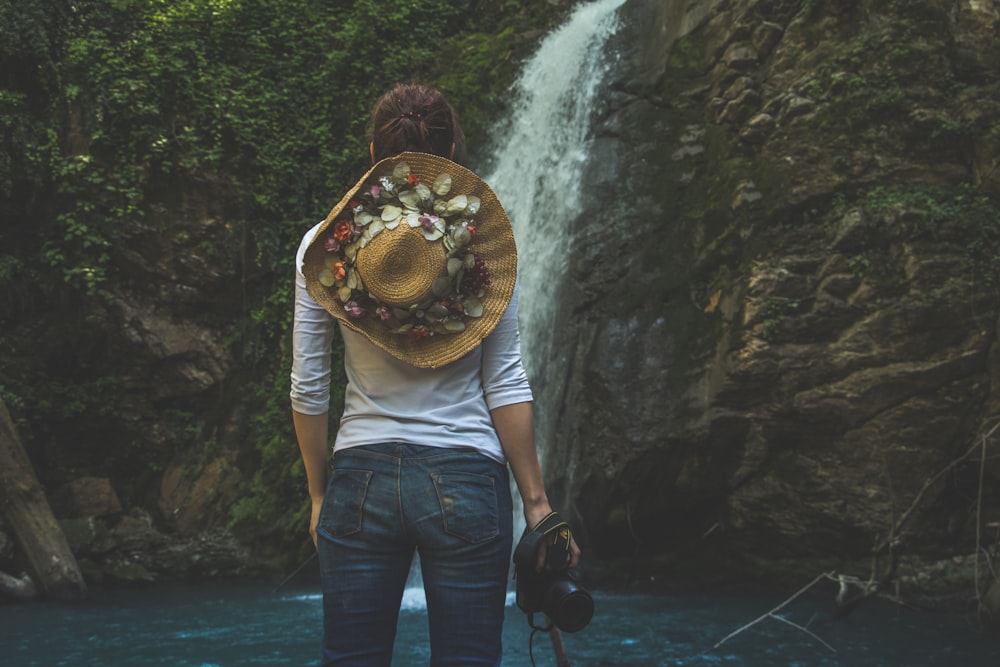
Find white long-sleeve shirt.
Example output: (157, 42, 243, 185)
(290, 222, 533, 463)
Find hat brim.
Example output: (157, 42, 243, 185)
(302, 152, 517, 368)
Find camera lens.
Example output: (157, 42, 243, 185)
(544, 578, 594, 633)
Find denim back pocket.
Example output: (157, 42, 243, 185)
(430, 471, 499, 544)
(318, 468, 373, 538)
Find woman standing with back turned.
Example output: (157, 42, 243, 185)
(290, 82, 580, 666)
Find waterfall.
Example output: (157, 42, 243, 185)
(402, 0, 626, 609)
(485, 0, 626, 383)
(485, 0, 626, 540)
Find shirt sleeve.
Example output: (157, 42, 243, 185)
(481, 282, 534, 410)
(290, 223, 337, 415)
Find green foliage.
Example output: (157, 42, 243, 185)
(796, 13, 969, 144)
(1, 0, 567, 557)
(664, 34, 705, 80)
(860, 183, 991, 228)
(842, 184, 1000, 291)
(435, 28, 519, 145)
(761, 297, 804, 342)
(847, 253, 871, 278)
(227, 334, 345, 550)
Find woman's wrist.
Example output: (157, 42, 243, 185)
(522, 497, 554, 529)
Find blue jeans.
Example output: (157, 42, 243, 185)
(316, 443, 514, 666)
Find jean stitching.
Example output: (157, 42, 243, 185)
(336, 444, 503, 466)
(335, 448, 400, 462)
(431, 472, 499, 544)
(318, 468, 372, 539)
(397, 452, 409, 540)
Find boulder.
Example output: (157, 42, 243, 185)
(50, 477, 123, 519)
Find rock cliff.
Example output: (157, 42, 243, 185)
(538, 0, 1000, 601)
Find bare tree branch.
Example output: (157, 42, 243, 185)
(976, 429, 988, 610)
(770, 613, 837, 653)
(878, 422, 1000, 555)
(703, 572, 836, 655)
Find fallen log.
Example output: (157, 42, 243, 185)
(0, 398, 86, 600)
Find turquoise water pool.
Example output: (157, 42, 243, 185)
(2, 584, 996, 665)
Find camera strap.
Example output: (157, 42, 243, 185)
(530, 511, 573, 570)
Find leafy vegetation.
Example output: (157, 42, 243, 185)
(859, 184, 1000, 290)
(0, 0, 571, 562)
(821, 184, 1000, 304)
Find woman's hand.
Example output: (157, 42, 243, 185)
(309, 496, 324, 549)
(523, 501, 581, 571)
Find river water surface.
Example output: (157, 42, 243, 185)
(2, 584, 996, 666)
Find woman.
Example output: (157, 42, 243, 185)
(290, 83, 579, 666)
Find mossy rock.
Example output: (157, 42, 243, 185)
(58, 518, 111, 554)
(103, 559, 156, 585)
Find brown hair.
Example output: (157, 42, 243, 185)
(369, 83, 467, 165)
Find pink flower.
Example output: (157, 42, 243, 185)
(419, 214, 439, 231)
(344, 301, 365, 318)
(370, 184, 381, 198)
(324, 234, 340, 252)
(375, 305, 391, 321)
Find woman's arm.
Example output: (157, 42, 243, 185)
(482, 285, 580, 568)
(290, 222, 337, 547)
(293, 410, 329, 547)
(490, 401, 580, 568)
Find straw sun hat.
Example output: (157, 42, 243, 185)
(302, 152, 517, 368)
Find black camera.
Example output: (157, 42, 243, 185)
(513, 512, 594, 633)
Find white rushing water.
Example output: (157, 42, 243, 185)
(403, 0, 626, 609)
(485, 0, 626, 380)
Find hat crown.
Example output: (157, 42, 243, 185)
(357, 225, 443, 308)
